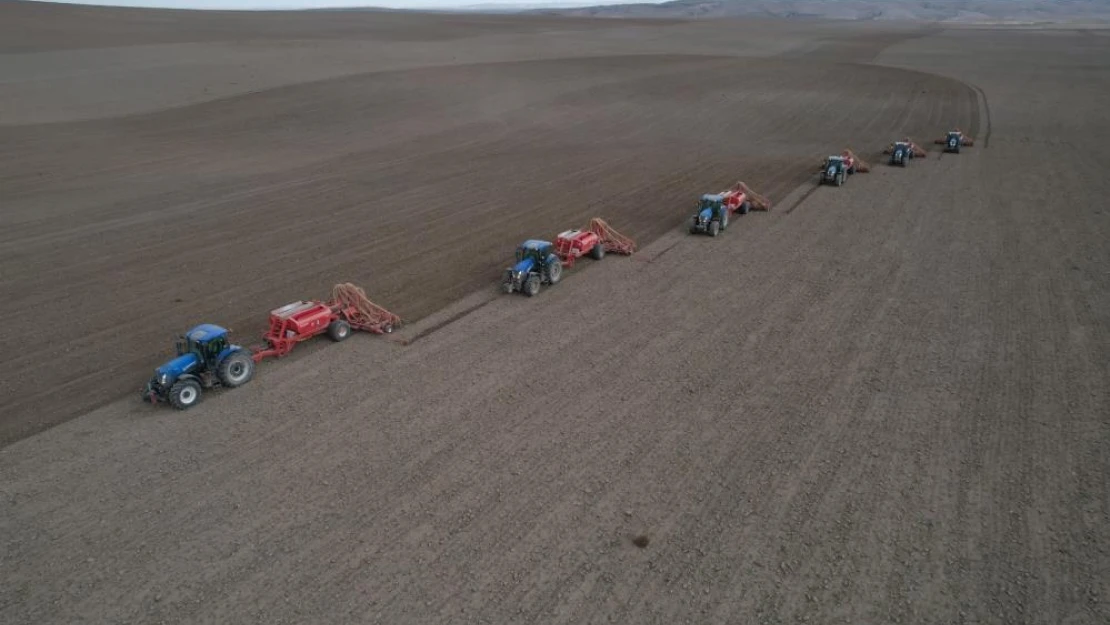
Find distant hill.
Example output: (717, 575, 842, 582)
(528, 0, 1110, 23)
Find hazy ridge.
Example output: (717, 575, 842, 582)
(529, 0, 1110, 23)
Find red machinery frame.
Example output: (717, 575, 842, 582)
(250, 286, 401, 362)
(553, 218, 636, 268)
(717, 181, 773, 213)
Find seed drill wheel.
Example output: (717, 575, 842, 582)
(327, 319, 351, 342)
(591, 243, 605, 260)
(740, 201, 751, 215)
(218, 351, 255, 388)
(168, 379, 202, 410)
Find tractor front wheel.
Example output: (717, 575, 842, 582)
(327, 319, 351, 342)
(218, 350, 255, 388)
(168, 379, 202, 410)
(590, 243, 605, 260)
(524, 275, 541, 297)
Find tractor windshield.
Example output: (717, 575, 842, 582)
(518, 246, 545, 263)
(177, 335, 226, 362)
(699, 198, 720, 211)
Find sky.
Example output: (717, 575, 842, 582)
(35, 0, 661, 9)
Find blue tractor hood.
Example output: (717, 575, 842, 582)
(155, 352, 201, 382)
(512, 256, 536, 275)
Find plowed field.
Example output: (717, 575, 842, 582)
(1, 3, 1107, 624)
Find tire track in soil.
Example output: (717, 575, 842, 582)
(973, 83, 993, 148)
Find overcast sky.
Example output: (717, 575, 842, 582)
(38, 0, 658, 8)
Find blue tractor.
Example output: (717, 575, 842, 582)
(689, 194, 733, 237)
(944, 131, 962, 154)
(889, 141, 913, 166)
(821, 155, 851, 186)
(502, 240, 563, 297)
(142, 324, 256, 410)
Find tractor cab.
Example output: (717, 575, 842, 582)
(515, 239, 554, 264)
(176, 324, 230, 367)
(822, 156, 849, 185)
(825, 155, 848, 173)
(698, 194, 725, 219)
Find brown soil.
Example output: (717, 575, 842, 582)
(0, 3, 976, 444)
(1, 3, 1108, 625)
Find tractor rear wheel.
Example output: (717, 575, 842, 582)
(524, 275, 541, 297)
(836, 172, 844, 187)
(218, 350, 255, 388)
(327, 319, 351, 342)
(689, 216, 699, 234)
(721, 210, 730, 230)
(168, 379, 202, 410)
(709, 220, 720, 237)
(546, 260, 563, 284)
(590, 243, 605, 260)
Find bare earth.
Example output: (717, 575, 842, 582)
(1, 2, 1108, 624)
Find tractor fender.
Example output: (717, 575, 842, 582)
(215, 345, 248, 365)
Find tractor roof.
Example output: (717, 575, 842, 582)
(828, 155, 845, 161)
(184, 323, 229, 343)
(701, 193, 724, 202)
(520, 239, 552, 250)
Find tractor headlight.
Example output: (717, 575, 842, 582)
(158, 373, 169, 386)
